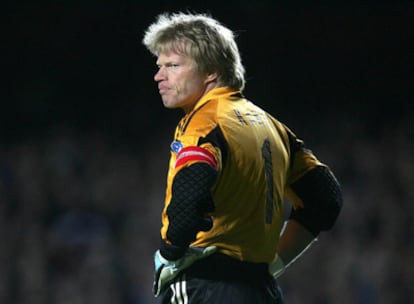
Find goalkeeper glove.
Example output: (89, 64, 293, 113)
(269, 253, 286, 279)
(153, 245, 217, 296)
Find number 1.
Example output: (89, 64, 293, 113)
(261, 138, 274, 224)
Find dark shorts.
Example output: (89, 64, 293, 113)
(160, 253, 284, 304)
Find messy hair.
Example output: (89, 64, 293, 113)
(143, 12, 246, 91)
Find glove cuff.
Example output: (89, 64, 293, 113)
(155, 250, 174, 266)
(160, 239, 186, 261)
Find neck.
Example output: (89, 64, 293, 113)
(182, 82, 220, 114)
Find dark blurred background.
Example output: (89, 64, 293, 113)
(2, 1, 413, 303)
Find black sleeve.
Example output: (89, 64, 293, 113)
(289, 166, 343, 237)
(160, 162, 217, 260)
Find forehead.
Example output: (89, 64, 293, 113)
(156, 50, 194, 65)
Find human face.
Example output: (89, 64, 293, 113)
(154, 51, 216, 113)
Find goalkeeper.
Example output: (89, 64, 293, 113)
(142, 11, 343, 304)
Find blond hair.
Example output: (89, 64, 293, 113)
(143, 12, 246, 91)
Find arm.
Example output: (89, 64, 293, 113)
(270, 166, 343, 278)
(269, 219, 316, 278)
(161, 162, 217, 260)
(277, 219, 316, 267)
(153, 146, 219, 296)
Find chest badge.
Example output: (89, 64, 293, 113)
(170, 141, 183, 154)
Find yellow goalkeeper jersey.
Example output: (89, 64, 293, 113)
(161, 87, 323, 263)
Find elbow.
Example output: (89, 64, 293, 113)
(289, 166, 343, 236)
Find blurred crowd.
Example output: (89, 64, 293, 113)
(4, 2, 413, 303)
(0, 110, 413, 304)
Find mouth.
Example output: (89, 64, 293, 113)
(158, 85, 168, 95)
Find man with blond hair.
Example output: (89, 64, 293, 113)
(142, 11, 342, 303)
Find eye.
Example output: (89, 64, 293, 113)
(166, 63, 179, 69)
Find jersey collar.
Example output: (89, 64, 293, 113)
(192, 87, 241, 112)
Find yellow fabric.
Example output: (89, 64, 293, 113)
(161, 87, 323, 263)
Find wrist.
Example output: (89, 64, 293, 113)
(154, 250, 176, 272)
(269, 254, 286, 279)
(160, 239, 186, 261)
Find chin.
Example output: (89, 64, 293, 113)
(163, 102, 178, 109)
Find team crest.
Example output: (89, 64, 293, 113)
(170, 141, 183, 154)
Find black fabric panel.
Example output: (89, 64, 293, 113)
(164, 163, 217, 259)
(198, 125, 228, 169)
(289, 166, 343, 236)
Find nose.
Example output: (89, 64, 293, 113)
(154, 66, 165, 82)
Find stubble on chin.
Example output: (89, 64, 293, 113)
(161, 96, 176, 109)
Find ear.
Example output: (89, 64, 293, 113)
(205, 72, 218, 83)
